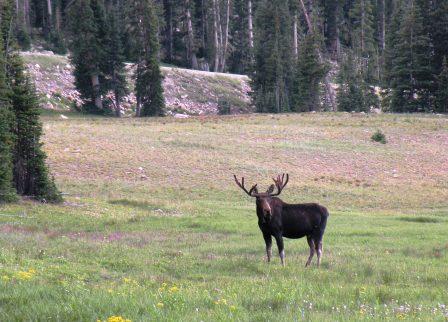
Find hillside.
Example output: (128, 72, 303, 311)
(21, 51, 252, 116)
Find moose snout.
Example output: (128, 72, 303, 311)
(262, 204, 272, 222)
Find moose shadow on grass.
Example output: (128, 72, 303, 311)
(108, 199, 182, 217)
(397, 216, 442, 223)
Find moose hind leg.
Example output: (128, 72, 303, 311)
(305, 236, 315, 267)
(263, 233, 272, 263)
(316, 240, 323, 267)
(274, 235, 285, 266)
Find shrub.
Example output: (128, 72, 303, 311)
(371, 130, 387, 144)
(16, 28, 31, 51)
(218, 98, 231, 115)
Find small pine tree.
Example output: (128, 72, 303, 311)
(291, 34, 326, 112)
(9, 55, 62, 203)
(0, 37, 17, 202)
(435, 57, 448, 113)
(337, 52, 379, 112)
(337, 53, 363, 112)
(128, 0, 165, 117)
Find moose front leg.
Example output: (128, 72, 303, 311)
(263, 233, 272, 263)
(274, 235, 285, 266)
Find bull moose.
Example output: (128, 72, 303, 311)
(234, 174, 329, 267)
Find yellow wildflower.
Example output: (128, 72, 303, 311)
(230, 305, 236, 311)
(16, 271, 33, 280)
(396, 313, 406, 320)
(123, 278, 132, 283)
(169, 286, 179, 293)
(1, 275, 9, 281)
(105, 316, 131, 322)
(156, 302, 164, 308)
(214, 299, 228, 306)
(15, 268, 37, 280)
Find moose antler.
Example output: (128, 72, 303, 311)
(270, 173, 289, 196)
(233, 175, 258, 197)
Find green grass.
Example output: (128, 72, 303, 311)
(1, 112, 447, 321)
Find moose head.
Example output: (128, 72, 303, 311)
(233, 174, 289, 222)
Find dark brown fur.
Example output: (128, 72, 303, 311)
(234, 174, 329, 266)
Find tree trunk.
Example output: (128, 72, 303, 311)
(91, 74, 103, 110)
(185, 0, 199, 69)
(212, 0, 220, 72)
(164, 0, 173, 62)
(47, 0, 52, 16)
(293, 14, 298, 58)
(112, 70, 121, 117)
(299, 0, 337, 111)
(216, 0, 223, 71)
(378, 0, 385, 51)
(24, 0, 31, 32)
(220, 0, 230, 72)
(361, 0, 365, 54)
(248, 0, 254, 48)
(201, 0, 206, 49)
(55, 2, 61, 32)
(47, 0, 53, 28)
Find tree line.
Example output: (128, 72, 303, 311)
(4, 0, 448, 115)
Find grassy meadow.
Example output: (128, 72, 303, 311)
(0, 112, 447, 321)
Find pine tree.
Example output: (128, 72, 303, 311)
(291, 34, 326, 112)
(103, 6, 128, 117)
(435, 57, 448, 113)
(389, 1, 433, 112)
(337, 51, 379, 112)
(430, 0, 448, 76)
(229, 0, 253, 74)
(337, 52, 365, 112)
(252, 0, 293, 113)
(67, 0, 108, 113)
(128, 0, 165, 117)
(383, 0, 403, 87)
(350, 0, 378, 84)
(9, 55, 62, 202)
(0, 35, 17, 202)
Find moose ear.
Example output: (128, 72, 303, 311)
(266, 184, 275, 194)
